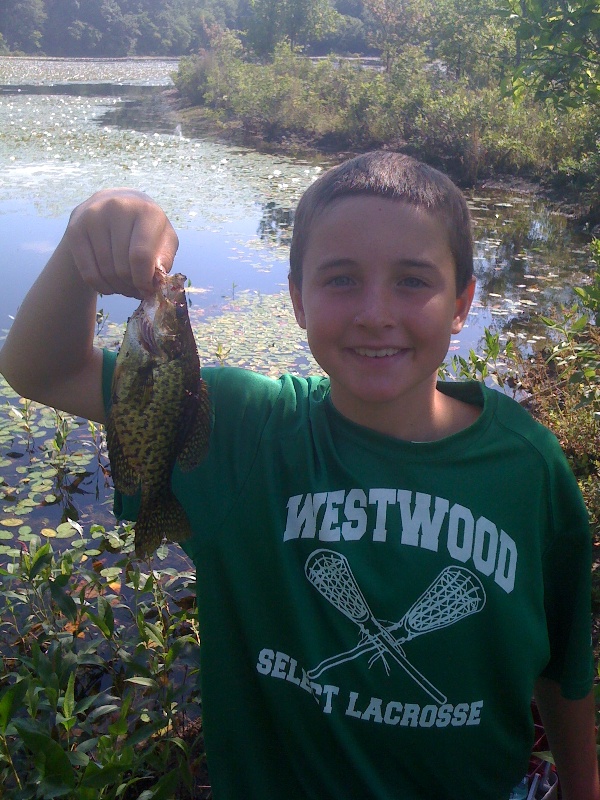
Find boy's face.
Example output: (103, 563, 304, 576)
(289, 196, 475, 438)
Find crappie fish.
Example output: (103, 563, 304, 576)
(106, 271, 210, 558)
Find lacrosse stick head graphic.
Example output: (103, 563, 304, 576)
(305, 551, 486, 645)
(305, 549, 371, 626)
(399, 565, 486, 641)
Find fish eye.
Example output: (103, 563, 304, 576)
(175, 303, 187, 320)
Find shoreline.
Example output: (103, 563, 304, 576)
(165, 90, 592, 225)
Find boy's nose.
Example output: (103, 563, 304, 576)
(353, 288, 396, 328)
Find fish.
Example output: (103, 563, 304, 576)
(106, 271, 211, 558)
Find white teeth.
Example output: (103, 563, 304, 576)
(355, 348, 399, 358)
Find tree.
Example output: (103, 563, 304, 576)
(245, 0, 336, 55)
(425, 0, 515, 85)
(0, 0, 46, 52)
(43, 0, 80, 55)
(81, 0, 138, 56)
(362, 0, 427, 71)
(504, 0, 600, 108)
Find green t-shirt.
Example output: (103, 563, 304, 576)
(103, 352, 593, 800)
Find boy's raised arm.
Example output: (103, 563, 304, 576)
(0, 189, 178, 424)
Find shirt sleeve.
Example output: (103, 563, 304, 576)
(539, 442, 594, 699)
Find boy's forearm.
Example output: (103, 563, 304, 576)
(0, 237, 105, 421)
(534, 677, 600, 800)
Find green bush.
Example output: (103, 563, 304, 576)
(172, 37, 600, 205)
(0, 529, 206, 799)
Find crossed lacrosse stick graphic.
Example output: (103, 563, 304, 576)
(305, 549, 486, 706)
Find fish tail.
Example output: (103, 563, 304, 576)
(134, 491, 192, 558)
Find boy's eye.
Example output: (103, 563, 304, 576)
(400, 276, 427, 288)
(327, 275, 353, 287)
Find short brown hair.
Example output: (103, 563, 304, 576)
(289, 151, 474, 294)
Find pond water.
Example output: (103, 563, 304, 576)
(0, 56, 596, 564)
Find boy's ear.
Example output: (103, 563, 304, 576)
(452, 277, 476, 334)
(289, 277, 307, 329)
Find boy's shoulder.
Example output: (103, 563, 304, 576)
(441, 379, 566, 457)
(202, 366, 329, 409)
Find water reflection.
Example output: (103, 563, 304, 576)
(257, 201, 294, 249)
(97, 92, 181, 134)
(0, 83, 158, 97)
(467, 195, 593, 344)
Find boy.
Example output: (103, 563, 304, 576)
(0, 151, 598, 799)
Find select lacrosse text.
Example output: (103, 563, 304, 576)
(256, 648, 483, 728)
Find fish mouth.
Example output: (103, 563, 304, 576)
(353, 347, 402, 358)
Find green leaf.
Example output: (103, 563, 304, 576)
(74, 694, 101, 716)
(86, 704, 121, 723)
(62, 671, 75, 720)
(13, 719, 76, 793)
(108, 716, 129, 736)
(81, 762, 128, 789)
(124, 719, 163, 748)
(0, 680, 28, 734)
(125, 676, 159, 689)
(86, 600, 114, 639)
(28, 542, 53, 579)
(139, 769, 181, 799)
(143, 621, 165, 648)
(67, 748, 90, 768)
(570, 314, 588, 332)
(98, 595, 115, 637)
(49, 580, 78, 622)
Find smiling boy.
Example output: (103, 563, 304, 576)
(0, 151, 598, 799)
(289, 195, 477, 440)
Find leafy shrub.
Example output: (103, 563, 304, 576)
(173, 38, 599, 209)
(173, 51, 215, 106)
(0, 530, 207, 799)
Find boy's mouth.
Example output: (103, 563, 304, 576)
(354, 347, 401, 358)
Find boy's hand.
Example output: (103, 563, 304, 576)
(64, 188, 179, 299)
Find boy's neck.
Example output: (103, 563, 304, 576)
(331, 387, 481, 442)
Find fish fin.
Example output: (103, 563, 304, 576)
(134, 491, 192, 558)
(105, 416, 140, 495)
(177, 381, 212, 472)
(139, 315, 162, 357)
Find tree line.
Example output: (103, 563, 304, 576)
(1, 0, 596, 110)
(0, 0, 545, 66)
(3, 0, 359, 57)
(0, 0, 236, 56)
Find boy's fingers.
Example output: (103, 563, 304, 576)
(66, 188, 177, 298)
(66, 223, 118, 297)
(129, 214, 179, 297)
(89, 219, 140, 298)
